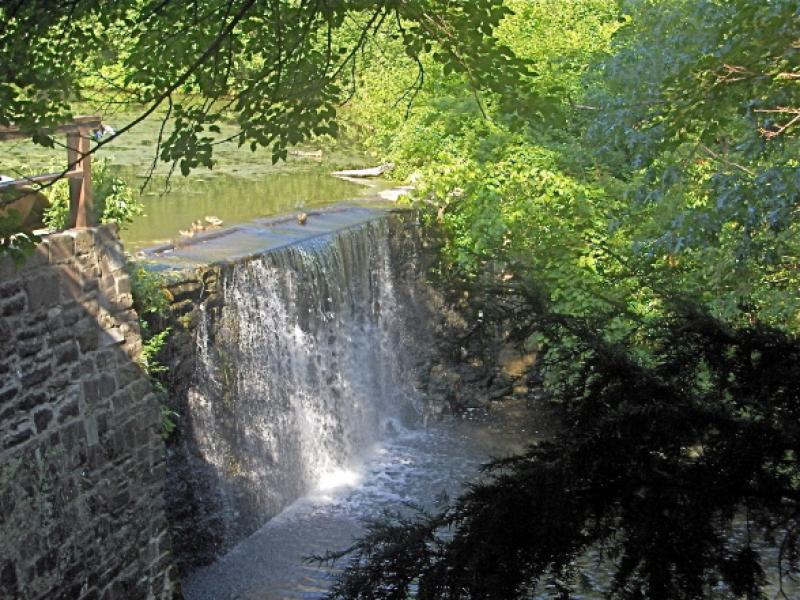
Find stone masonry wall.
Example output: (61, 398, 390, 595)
(0, 226, 180, 599)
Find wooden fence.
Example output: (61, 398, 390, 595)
(0, 115, 102, 228)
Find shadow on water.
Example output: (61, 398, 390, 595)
(181, 400, 555, 600)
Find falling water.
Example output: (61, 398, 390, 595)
(171, 216, 426, 565)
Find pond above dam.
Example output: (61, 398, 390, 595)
(2, 110, 397, 252)
(120, 169, 388, 252)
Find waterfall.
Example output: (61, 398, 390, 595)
(169, 215, 428, 568)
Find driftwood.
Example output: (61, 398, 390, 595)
(331, 163, 394, 178)
(289, 149, 323, 159)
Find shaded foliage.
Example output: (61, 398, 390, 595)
(323, 283, 800, 598)
(325, 0, 800, 597)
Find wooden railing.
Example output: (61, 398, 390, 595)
(0, 115, 103, 228)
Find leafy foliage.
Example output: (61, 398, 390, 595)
(0, 0, 526, 165)
(41, 158, 143, 230)
(0, 211, 39, 266)
(0, 0, 528, 259)
(324, 0, 800, 597)
(127, 262, 175, 438)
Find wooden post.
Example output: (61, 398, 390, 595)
(66, 126, 94, 228)
(0, 115, 101, 230)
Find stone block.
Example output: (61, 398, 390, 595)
(0, 294, 26, 318)
(73, 229, 94, 255)
(21, 364, 51, 388)
(129, 378, 154, 401)
(0, 561, 18, 598)
(61, 420, 86, 456)
(95, 223, 120, 248)
(82, 276, 100, 294)
(114, 293, 134, 312)
(60, 304, 82, 327)
(70, 357, 96, 380)
(100, 245, 126, 277)
(169, 280, 202, 302)
(32, 408, 53, 433)
(95, 411, 109, 437)
(76, 320, 99, 354)
(51, 326, 75, 345)
(48, 369, 71, 393)
(99, 328, 125, 348)
(2, 426, 32, 450)
(17, 337, 43, 358)
(55, 342, 80, 366)
(94, 347, 119, 371)
(25, 273, 60, 312)
(87, 445, 106, 471)
(109, 387, 133, 413)
(83, 374, 116, 408)
(100, 273, 116, 299)
(16, 320, 43, 340)
(15, 391, 46, 413)
(0, 280, 21, 299)
(0, 401, 17, 423)
(83, 294, 100, 318)
(57, 397, 80, 424)
(110, 488, 131, 514)
(169, 299, 194, 316)
(0, 386, 19, 407)
(56, 261, 85, 300)
(101, 432, 121, 463)
(76, 251, 102, 278)
(85, 415, 99, 447)
(116, 309, 138, 324)
(115, 272, 133, 297)
(47, 234, 76, 264)
(0, 317, 11, 348)
(123, 339, 142, 360)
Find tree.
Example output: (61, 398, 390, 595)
(0, 0, 527, 258)
(319, 1, 800, 597)
(1, 0, 525, 168)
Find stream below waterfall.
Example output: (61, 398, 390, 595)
(182, 400, 799, 600)
(182, 400, 551, 600)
